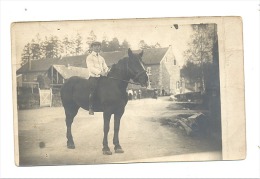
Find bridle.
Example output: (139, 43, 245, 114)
(107, 58, 147, 85)
(126, 58, 147, 82)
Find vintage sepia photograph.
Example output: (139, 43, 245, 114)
(11, 17, 244, 166)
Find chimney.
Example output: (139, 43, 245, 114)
(28, 58, 31, 71)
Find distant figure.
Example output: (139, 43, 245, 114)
(137, 90, 142, 99)
(133, 90, 137, 100)
(153, 89, 158, 99)
(128, 89, 133, 100)
(162, 88, 165, 96)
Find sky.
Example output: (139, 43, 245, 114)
(12, 18, 194, 67)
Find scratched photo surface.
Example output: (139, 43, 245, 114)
(12, 18, 225, 166)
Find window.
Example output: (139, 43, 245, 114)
(174, 59, 176, 65)
(176, 81, 180, 89)
(147, 67, 152, 75)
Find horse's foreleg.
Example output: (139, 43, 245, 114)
(103, 112, 112, 155)
(113, 110, 124, 153)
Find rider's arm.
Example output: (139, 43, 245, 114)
(101, 56, 109, 73)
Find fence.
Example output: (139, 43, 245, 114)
(39, 89, 52, 107)
(17, 87, 61, 109)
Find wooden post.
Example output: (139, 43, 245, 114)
(56, 71, 59, 84)
(51, 66, 53, 84)
(50, 88, 52, 107)
(39, 88, 41, 105)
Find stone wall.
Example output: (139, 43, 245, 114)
(161, 63, 171, 94)
(147, 65, 160, 89)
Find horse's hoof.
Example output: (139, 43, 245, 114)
(103, 150, 112, 155)
(67, 144, 75, 149)
(115, 148, 124, 153)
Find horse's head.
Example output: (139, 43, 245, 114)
(127, 48, 149, 87)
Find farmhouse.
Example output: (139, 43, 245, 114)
(17, 46, 181, 94)
(16, 55, 87, 84)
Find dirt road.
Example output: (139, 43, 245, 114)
(18, 97, 222, 166)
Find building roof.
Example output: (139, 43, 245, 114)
(101, 48, 169, 66)
(17, 47, 170, 73)
(138, 48, 168, 65)
(51, 65, 89, 79)
(17, 58, 60, 73)
(17, 55, 87, 74)
(100, 51, 127, 67)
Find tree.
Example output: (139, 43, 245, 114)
(100, 32, 109, 51)
(21, 43, 32, 66)
(121, 39, 130, 51)
(62, 36, 73, 56)
(101, 40, 109, 52)
(184, 24, 216, 64)
(183, 24, 217, 93)
(21, 34, 45, 65)
(43, 35, 61, 58)
(153, 42, 161, 48)
(138, 40, 160, 49)
(138, 40, 150, 50)
(86, 30, 97, 48)
(181, 61, 201, 84)
(30, 39, 42, 60)
(74, 33, 83, 55)
(33, 34, 45, 59)
(108, 37, 120, 51)
(101, 38, 130, 52)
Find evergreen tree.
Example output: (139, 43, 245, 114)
(121, 39, 130, 51)
(101, 39, 109, 52)
(30, 39, 42, 60)
(86, 30, 97, 48)
(138, 40, 150, 50)
(62, 36, 74, 56)
(43, 35, 61, 58)
(74, 33, 83, 55)
(108, 37, 120, 51)
(21, 43, 32, 66)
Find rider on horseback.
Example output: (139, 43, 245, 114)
(86, 41, 109, 115)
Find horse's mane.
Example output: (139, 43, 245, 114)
(114, 57, 128, 68)
(108, 57, 128, 76)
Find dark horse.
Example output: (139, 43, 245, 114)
(60, 49, 149, 155)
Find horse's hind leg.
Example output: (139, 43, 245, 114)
(65, 105, 79, 149)
(113, 109, 124, 153)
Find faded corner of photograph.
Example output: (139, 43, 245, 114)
(13, 18, 222, 166)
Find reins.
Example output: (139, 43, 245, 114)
(106, 76, 141, 85)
